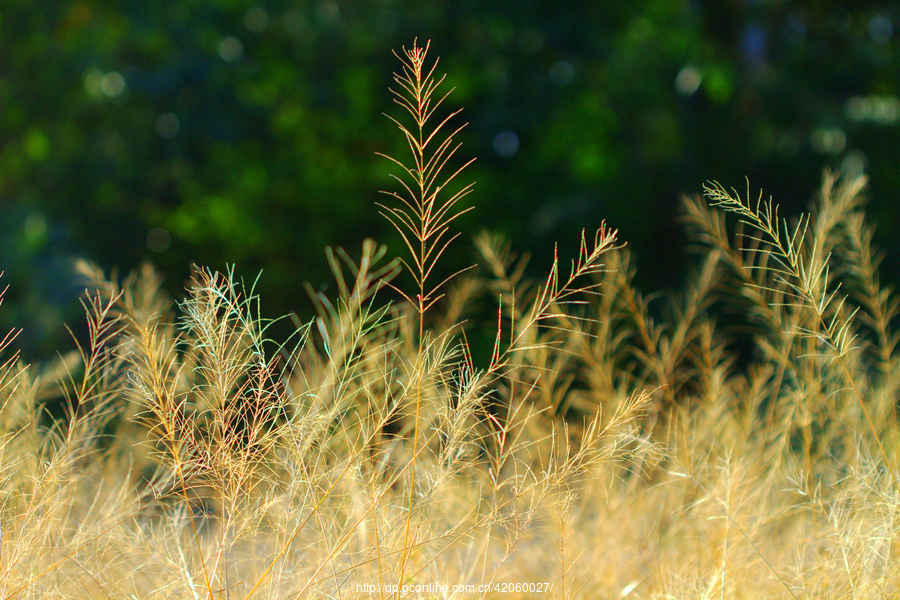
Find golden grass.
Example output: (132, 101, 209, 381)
(0, 41, 898, 599)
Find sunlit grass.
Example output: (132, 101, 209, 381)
(0, 42, 898, 599)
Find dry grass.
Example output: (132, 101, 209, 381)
(1, 41, 899, 599)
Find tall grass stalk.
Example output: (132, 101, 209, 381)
(377, 39, 476, 590)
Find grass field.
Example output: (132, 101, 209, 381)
(1, 41, 898, 599)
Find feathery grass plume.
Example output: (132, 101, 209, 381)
(472, 228, 633, 449)
(377, 38, 475, 588)
(76, 261, 294, 598)
(375, 40, 653, 596)
(300, 240, 401, 427)
(378, 39, 476, 316)
(0, 275, 138, 599)
(703, 175, 899, 494)
(0, 275, 20, 576)
(831, 173, 900, 379)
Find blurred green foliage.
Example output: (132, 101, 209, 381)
(2, 0, 899, 359)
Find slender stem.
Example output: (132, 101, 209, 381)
(398, 42, 428, 597)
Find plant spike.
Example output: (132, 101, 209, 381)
(377, 39, 475, 596)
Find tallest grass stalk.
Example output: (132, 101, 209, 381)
(377, 39, 475, 595)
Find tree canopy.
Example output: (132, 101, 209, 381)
(2, 0, 898, 358)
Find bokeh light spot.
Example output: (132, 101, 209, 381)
(24, 129, 50, 161)
(155, 113, 180, 138)
(810, 127, 846, 155)
(869, 14, 893, 44)
(845, 95, 899, 124)
(147, 227, 172, 253)
(24, 213, 48, 245)
(100, 72, 126, 97)
(84, 69, 104, 99)
(244, 7, 269, 33)
(315, 1, 340, 27)
(549, 60, 575, 87)
(218, 37, 244, 61)
(842, 149, 867, 175)
(675, 65, 702, 96)
(493, 131, 519, 158)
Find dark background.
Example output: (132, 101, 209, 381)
(2, 0, 898, 361)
